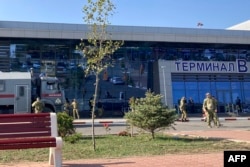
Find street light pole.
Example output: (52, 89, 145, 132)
(161, 66, 167, 106)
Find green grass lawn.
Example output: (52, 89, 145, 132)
(1, 133, 250, 163)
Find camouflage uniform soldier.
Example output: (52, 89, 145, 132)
(71, 99, 80, 119)
(32, 97, 44, 113)
(212, 96, 220, 126)
(179, 97, 188, 122)
(202, 93, 219, 128)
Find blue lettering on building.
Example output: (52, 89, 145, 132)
(228, 63, 234, 72)
(175, 59, 248, 73)
(206, 63, 212, 71)
(175, 62, 181, 71)
(221, 63, 227, 71)
(182, 62, 188, 71)
(197, 63, 204, 71)
(212, 63, 219, 71)
(189, 62, 195, 71)
(237, 59, 248, 72)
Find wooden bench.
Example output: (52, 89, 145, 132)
(0, 113, 63, 167)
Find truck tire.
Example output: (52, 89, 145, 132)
(43, 106, 54, 113)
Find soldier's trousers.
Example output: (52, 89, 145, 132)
(207, 110, 220, 126)
(180, 109, 187, 121)
(73, 109, 80, 119)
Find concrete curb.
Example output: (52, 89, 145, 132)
(73, 117, 250, 125)
(176, 117, 250, 122)
(73, 119, 124, 125)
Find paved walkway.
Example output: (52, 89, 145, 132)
(1, 129, 249, 167)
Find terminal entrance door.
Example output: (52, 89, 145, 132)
(217, 90, 231, 112)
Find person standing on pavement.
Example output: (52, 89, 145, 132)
(63, 98, 71, 115)
(179, 96, 188, 122)
(235, 96, 242, 113)
(202, 93, 219, 128)
(188, 97, 195, 113)
(71, 98, 80, 119)
(32, 97, 44, 113)
(212, 96, 220, 126)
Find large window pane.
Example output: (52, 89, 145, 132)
(210, 82, 216, 89)
(216, 82, 230, 90)
(243, 90, 250, 104)
(231, 82, 241, 90)
(232, 91, 241, 104)
(199, 89, 208, 104)
(185, 82, 198, 90)
(186, 90, 199, 103)
(198, 82, 210, 93)
(172, 82, 185, 90)
(243, 82, 250, 90)
(172, 90, 185, 105)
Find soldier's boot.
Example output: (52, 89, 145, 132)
(216, 122, 222, 128)
(208, 124, 212, 128)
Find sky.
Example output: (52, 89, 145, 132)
(0, 0, 250, 29)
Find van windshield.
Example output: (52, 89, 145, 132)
(46, 82, 59, 90)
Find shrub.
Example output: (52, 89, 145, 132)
(57, 112, 75, 138)
(64, 133, 83, 144)
(125, 90, 177, 139)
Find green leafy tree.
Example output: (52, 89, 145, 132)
(77, 0, 123, 150)
(125, 90, 177, 139)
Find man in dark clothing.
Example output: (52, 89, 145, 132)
(235, 97, 242, 113)
(188, 97, 195, 113)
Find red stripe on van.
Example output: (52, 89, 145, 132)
(41, 93, 62, 97)
(0, 94, 15, 98)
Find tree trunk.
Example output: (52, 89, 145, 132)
(151, 130, 155, 139)
(91, 73, 100, 151)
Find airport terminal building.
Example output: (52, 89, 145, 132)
(0, 20, 250, 114)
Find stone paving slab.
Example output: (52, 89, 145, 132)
(0, 153, 223, 167)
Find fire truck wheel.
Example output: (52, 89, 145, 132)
(43, 106, 54, 113)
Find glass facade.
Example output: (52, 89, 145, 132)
(172, 74, 250, 113)
(1, 38, 250, 115)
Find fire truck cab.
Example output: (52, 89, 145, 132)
(0, 71, 65, 114)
